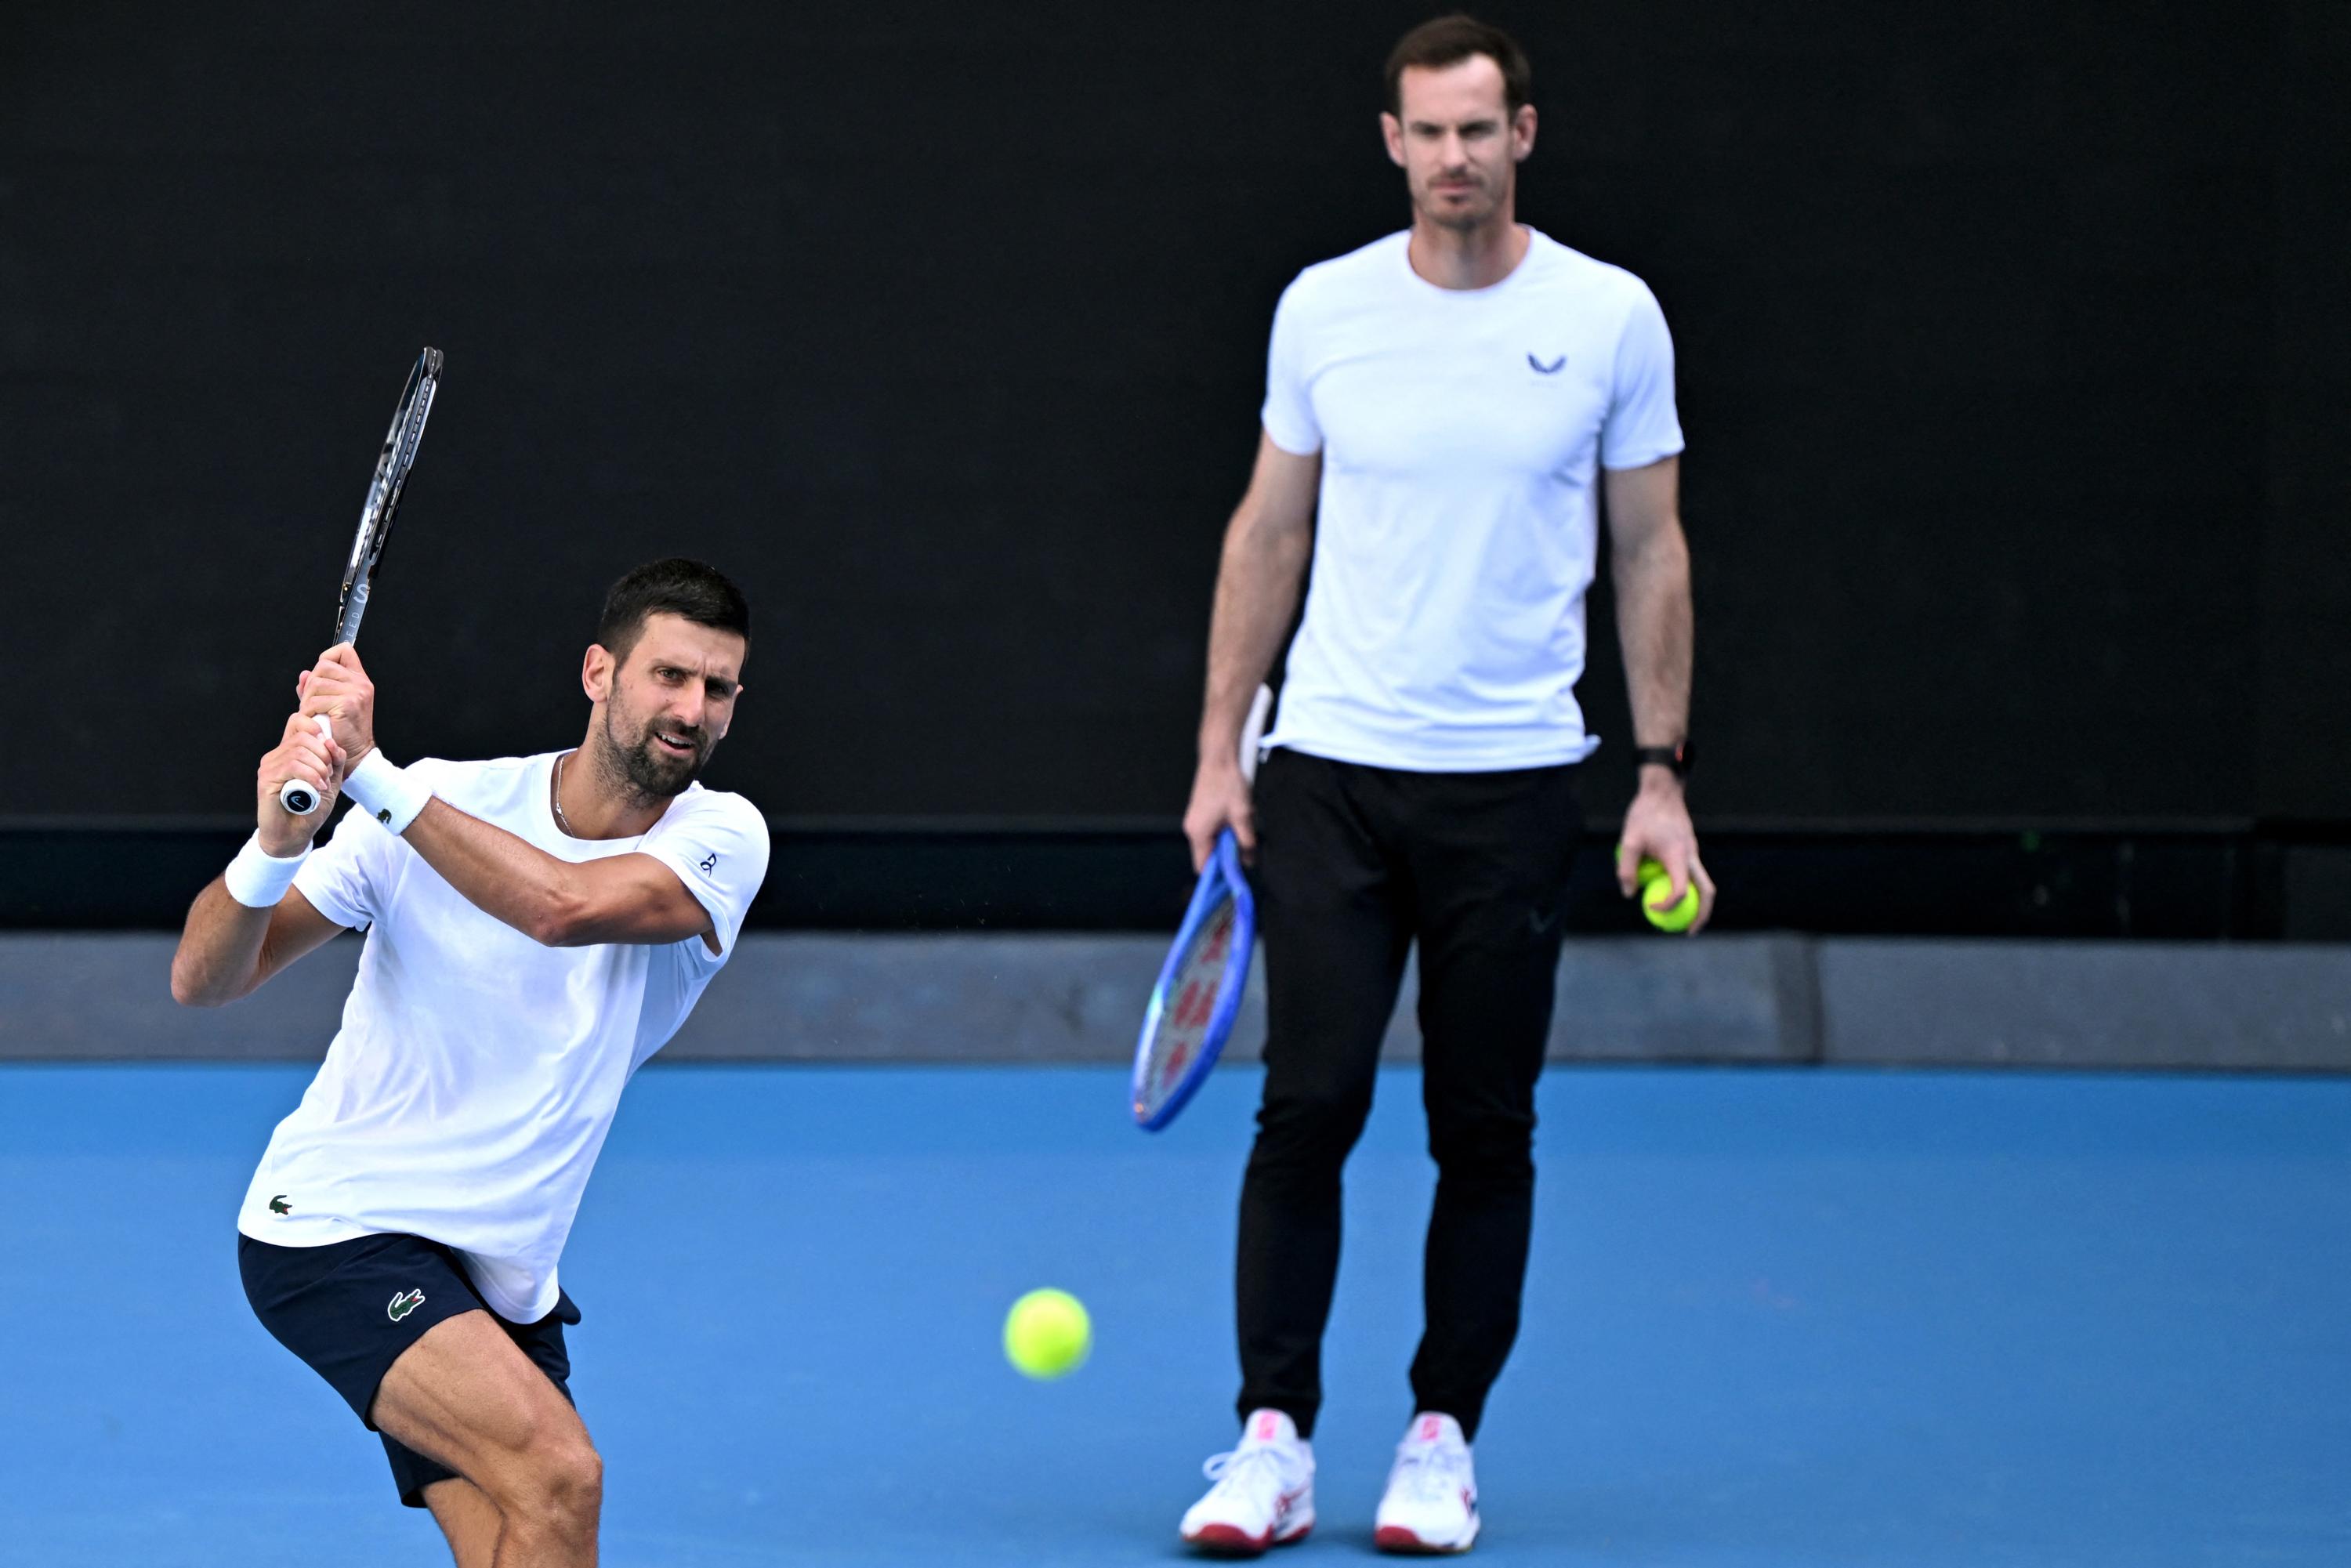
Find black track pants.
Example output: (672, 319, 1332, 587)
(1234, 748, 1583, 1441)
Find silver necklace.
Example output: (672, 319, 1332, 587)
(553, 750, 577, 835)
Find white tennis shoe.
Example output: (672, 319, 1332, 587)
(1373, 1412, 1480, 1554)
(1179, 1408, 1317, 1555)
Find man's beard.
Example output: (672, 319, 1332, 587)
(1419, 172, 1500, 232)
(599, 706, 707, 802)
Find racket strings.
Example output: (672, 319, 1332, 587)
(1139, 900, 1239, 1114)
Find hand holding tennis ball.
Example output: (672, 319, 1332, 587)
(1616, 842, 1706, 934)
(1003, 1288, 1092, 1380)
(1635, 858, 1701, 933)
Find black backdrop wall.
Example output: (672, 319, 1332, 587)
(3, 3, 2346, 930)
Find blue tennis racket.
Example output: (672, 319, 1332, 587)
(1131, 827, 1257, 1131)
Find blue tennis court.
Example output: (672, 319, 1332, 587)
(4, 1062, 2345, 1566)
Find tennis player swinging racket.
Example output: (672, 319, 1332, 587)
(170, 354, 771, 1563)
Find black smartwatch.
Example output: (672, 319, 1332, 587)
(1633, 741, 1692, 780)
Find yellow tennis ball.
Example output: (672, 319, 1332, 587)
(1003, 1288, 1091, 1380)
(1640, 867, 1700, 933)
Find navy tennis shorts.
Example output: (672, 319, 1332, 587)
(238, 1231, 581, 1508)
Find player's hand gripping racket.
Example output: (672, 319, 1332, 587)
(1132, 685, 1273, 1130)
(279, 347, 442, 816)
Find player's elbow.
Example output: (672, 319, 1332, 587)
(1611, 510, 1688, 574)
(169, 958, 233, 1008)
(526, 891, 596, 948)
(525, 911, 578, 947)
(1230, 491, 1310, 557)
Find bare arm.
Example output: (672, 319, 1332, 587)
(1183, 430, 1322, 868)
(171, 884, 349, 1006)
(1604, 454, 1715, 929)
(170, 711, 353, 1005)
(1607, 456, 1693, 760)
(400, 800, 716, 952)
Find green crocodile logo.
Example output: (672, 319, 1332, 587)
(388, 1288, 426, 1323)
(268, 1194, 292, 1215)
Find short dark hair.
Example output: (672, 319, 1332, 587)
(596, 557, 750, 664)
(1384, 15, 1533, 116)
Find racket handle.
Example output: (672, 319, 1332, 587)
(277, 715, 335, 817)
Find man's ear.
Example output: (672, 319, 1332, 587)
(582, 643, 614, 704)
(1381, 110, 1407, 168)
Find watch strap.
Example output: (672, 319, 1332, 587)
(1633, 741, 1692, 777)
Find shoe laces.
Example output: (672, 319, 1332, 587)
(1202, 1441, 1293, 1504)
(1390, 1437, 1472, 1505)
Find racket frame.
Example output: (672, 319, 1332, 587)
(334, 346, 441, 647)
(1130, 827, 1256, 1131)
(279, 346, 441, 817)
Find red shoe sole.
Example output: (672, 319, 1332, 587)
(1184, 1520, 1314, 1556)
(1375, 1523, 1473, 1555)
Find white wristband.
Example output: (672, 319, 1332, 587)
(223, 832, 310, 909)
(342, 748, 433, 835)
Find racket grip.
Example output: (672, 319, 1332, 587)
(277, 715, 335, 817)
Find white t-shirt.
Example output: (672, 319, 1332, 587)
(237, 752, 770, 1323)
(1259, 228, 1685, 772)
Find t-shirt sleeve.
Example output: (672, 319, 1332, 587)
(1600, 282, 1686, 470)
(1259, 282, 1322, 456)
(638, 791, 770, 961)
(290, 801, 397, 930)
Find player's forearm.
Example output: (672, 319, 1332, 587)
(400, 800, 590, 947)
(1612, 519, 1694, 762)
(170, 880, 276, 1006)
(1197, 509, 1310, 762)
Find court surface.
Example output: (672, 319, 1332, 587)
(2, 1062, 2345, 1566)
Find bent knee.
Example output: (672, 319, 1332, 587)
(556, 1436, 603, 1497)
(490, 1432, 602, 1533)
(538, 1436, 602, 1518)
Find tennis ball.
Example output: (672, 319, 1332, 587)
(1639, 863, 1700, 933)
(1619, 848, 1700, 932)
(1003, 1288, 1091, 1380)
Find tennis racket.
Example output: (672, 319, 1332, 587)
(1131, 827, 1256, 1130)
(280, 346, 442, 816)
(1131, 685, 1273, 1130)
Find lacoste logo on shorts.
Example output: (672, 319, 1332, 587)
(388, 1288, 426, 1323)
(377, 809, 392, 825)
(698, 852, 718, 875)
(267, 1193, 292, 1216)
(1527, 353, 1566, 375)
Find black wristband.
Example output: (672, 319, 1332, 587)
(1633, 741, 1692, 778)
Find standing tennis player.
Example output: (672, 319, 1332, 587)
(1175, 17, 1712, 1555)
(172, 559, 766, 1567)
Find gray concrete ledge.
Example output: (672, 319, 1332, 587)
(2, 932, 2346, 1071)
(1820, 940, 2351, 1070)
